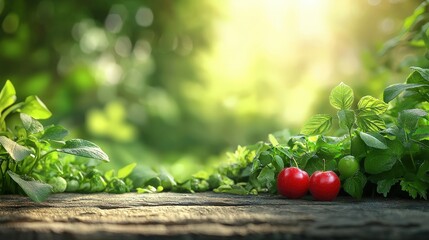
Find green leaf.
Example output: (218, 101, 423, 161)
(413, 126, 429, 140)
(268, 134, 279, 146)
(407, 70, 428, 84)
(270, 129, 291, 145)
(172, 180, 194, 193)
(402, 3, 425, 31)
(273, 155, 284, 172)
(300, 114, 332, 135)
(258, 151, 272, 166)
(356, 112, 386, 132)
(383, 83, 427, 103)
(57, 139, 109, 161)
(159, 168, 177, 190)
(145, 177, 161, 187)
(410, 66, 429, 81)
(250, 158, 261, 174)
(41, 125, 69, 141)
(8, 171, 52, 202)
(400, 180, 428, 200)
(214, 184, 248, 195)
(357, 96, 388, 115)
(257, 165, 275, 189)
(338, 109, 355, 131)
(359, 132, 388, 149)
(20, 113, 44, 134)
(343, 171, 367, 199)
(0, 80, 17, 113)
(0, 136, 32, 161)
(351, 135, 367, 160)
(386, 139, 405, 158)
(316, 136, 347, 160)
(304, 156, 336, 176)
(329, 82, 354, 110)
(136, 186, 158, 194)
(192, 171, 210, 180)
(104, 169, 115, 181)
(19, 95, 52, 119)
(118, 163, 137, 179)
(376, 178, 399, 197)
(364, 150, 397, 174)
(418, 160, 429, 183)
(398, 109, 427, 132)
(129, 166, 158, 188)
(367, 163, 404, 183)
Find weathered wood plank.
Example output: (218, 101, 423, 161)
(0, 193, 428, 240)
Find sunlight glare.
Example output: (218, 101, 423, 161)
(198, 0, 333, 128)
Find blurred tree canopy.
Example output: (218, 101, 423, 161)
(1, 0, 226, 167)
(0, 0, 425, 172)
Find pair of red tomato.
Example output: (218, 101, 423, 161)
(277, 167, 340, 201)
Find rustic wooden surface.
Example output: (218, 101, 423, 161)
(0, 192, 428, 240)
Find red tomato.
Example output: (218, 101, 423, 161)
(277, 167, 310, 199)
(309, 171, 341, 201)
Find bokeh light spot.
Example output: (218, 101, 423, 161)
(115, 36, 132, 57)
(105, 13, 123, 33)
(94, 54, 123, 85)
(134, 39, 151, 61)
(2, 13, 20, 33)
(135, 7, 153, 27)
(379, 18, 395, 33)
(80, 28, 109, 53)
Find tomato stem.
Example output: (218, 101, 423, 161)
(291, 157, 299, 168)
(323, 159, 326, 171)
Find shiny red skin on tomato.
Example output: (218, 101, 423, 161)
(277, 167, 310, 199)
(309, 171, 341, 201)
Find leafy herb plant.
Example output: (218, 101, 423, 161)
(0, 80, 109, 202)
(3, 2, 429, 202)
(195, 75, 429, 200)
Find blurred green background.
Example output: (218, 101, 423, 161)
(0, 0, 424, 177)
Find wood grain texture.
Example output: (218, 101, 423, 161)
(1, 192, 428, 240)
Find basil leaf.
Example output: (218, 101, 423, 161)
(343, 172, 367, 200)
(0, 136, 32, 161)
(357, 95, 388, 115)
(398, 109, 427, 132)
(118, 162, 137, 179)
(364, 150, 397, 174)
(338, 109, 355, 131)
(8, 171, 52, 202)
(257, 165, 275, 189)
(359, 132, 388, 149)
(20, 113, 44, 134)
(41, 125, 69, 141)
(407, 70, 428, 84)
(268, 134, 279, 146)
(417, 160, 429, 183)
(19, 95, 52, 119)
(329, 82, 354, 110)
(383, 83, 426, 103)
(301, 114, 332, 135)
(410, 66, 429, 81)
(356, 111, 386, 132)
(0, 80, 17, 113)
(57, 139, 109, 161)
